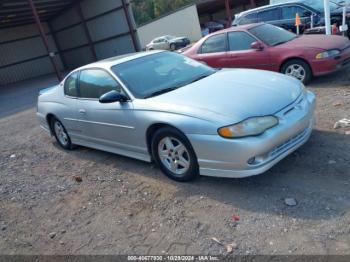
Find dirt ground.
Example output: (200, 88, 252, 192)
(0, 68, 350, 256)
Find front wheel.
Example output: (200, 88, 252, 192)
(151, 127, 198, 182)
(170, 43, 176, 51)
(281, 59, 312, 85)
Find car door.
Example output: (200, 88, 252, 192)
(158, 38, 170, 50)
(226, 31, 272, 70)
(152, 38, 163, 50)
(195, 33, 229, 68)
(75, 68, 137, 152)
(60, 72, 81, 141)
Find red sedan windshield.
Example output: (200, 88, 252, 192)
(249, 24, 297, 46)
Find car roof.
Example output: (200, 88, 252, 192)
(236, 2, 318, 17)
(76, 50, 165, 71)
(210, 23, 262, 35)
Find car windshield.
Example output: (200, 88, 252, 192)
(111, 52, 216, 99)
(249, 24, 297, 46)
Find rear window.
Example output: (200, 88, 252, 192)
(64, 72, 78, 97)
(258, 8, 280, 22)
(239, 12, 258, 25)
(282, 6, 312, 19)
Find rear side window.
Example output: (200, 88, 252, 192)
(282, 6, 311, 19)
(200, 34, 227, 54)
(64, 72, 78, 97)
(239, 12, 258, 25)
(258, 8, 280, 22)
(228, 32, 256, 51)
(79, 69, 121, 99)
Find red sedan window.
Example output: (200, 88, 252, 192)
(228, 32, 256, 51)
(200, 33, 227, 54)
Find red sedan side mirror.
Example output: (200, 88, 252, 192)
(251, 41, 264, 51)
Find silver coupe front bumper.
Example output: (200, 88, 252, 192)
(188, 91, 316, 178)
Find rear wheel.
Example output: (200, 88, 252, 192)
(170, 43, 176, 51)
(281, 59, 312, 85)
(151, 127, 198, 182)
(51, 117, 74, 150)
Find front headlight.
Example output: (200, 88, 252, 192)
(315, 49, 340, 59)
(218, 116, 279, 138)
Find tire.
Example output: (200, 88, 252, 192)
(170, 43, 176, 51)
(151, 127, 198, 182)
(51, 117, 74, 150)
(281, 59, 312, 85)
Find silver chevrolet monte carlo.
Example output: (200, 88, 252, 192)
(37, 51, 316, 181)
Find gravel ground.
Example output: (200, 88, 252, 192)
(0, 68, 349, 256)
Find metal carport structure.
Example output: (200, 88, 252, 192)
(0, 0, 140, 85)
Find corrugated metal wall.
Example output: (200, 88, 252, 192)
(0, 0, 139, 86)
(0, 23, 63, 85)
(50, 0, 138, 70)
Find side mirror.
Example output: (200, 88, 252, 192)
(99, 90, 128, 103)
(251, 41, 264, 51)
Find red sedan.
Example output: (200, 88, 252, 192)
(182, 23, 350, 84)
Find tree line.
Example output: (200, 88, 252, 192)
(132, 0, 197, 25)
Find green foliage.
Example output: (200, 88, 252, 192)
(132, 0, 197, 25)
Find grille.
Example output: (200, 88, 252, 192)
(269, 128, 308, 158)
(342, 57, 350, 66)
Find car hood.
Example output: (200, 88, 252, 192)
(143, 69, 302, 125)
(280, 35, 350, 51)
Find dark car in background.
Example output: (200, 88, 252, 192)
(233, 3, 322, 33)
(272, 0, 350, 36)
(233, 1, 350, 37)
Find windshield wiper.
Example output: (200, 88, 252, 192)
(272, 36, 298, 46)
(144, 72, 215, 99)
(188, 73, 214, 84)
(144, 87, 179, 99)
(272, 40, 288, 46)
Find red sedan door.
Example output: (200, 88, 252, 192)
(194, 33, 230, 68)
(226, 31, 273, 71)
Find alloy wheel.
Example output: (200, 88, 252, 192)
(158, 136, 190, 175)
(285, 64, 306, 82)
(54, 121, 69, 147)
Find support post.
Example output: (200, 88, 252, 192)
(324, 0, 331, 35)
(224, 0, 232, 28)
(342, 5, 347, 36)
(250, 0, 256, 7)
(121, 0, 139, 51)
(76, 2, 97, 61)
(27, 0, 62, 81)
(47, 21, 67, 70)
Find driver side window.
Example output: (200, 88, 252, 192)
(79, 69, 122, 99)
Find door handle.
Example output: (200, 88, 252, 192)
(79, 109, 86, 115)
